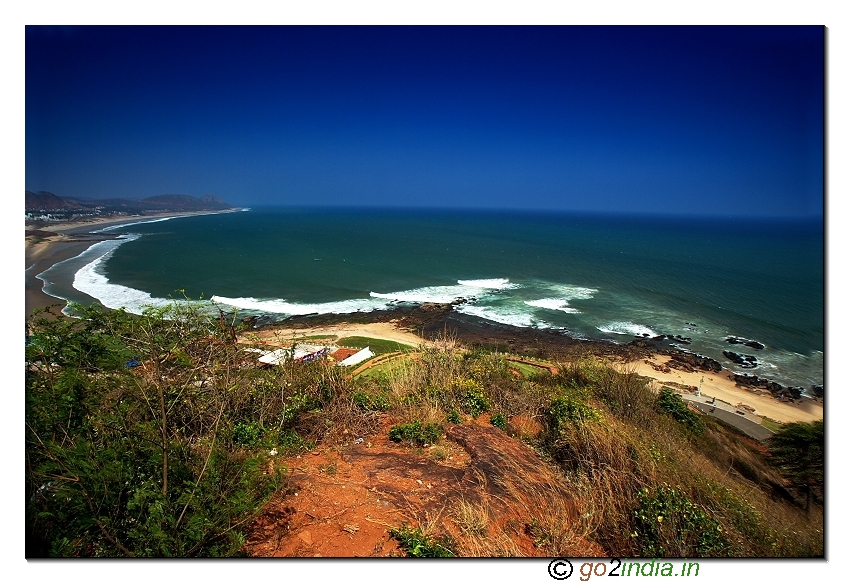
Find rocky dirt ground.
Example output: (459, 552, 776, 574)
(243, 414, 604, 558)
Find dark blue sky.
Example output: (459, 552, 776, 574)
(25, 26, 823, 217)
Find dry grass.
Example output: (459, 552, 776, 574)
(313, 343, 823, 557)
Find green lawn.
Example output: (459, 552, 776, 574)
(354, 354, 414, 378)
(760, 416, 783, 432)
(338, 336, 418, 356)
(508, 361, 547, 378)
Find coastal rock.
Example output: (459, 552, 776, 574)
(419, 302, 451, 313)
(723, 351, 758, 368)
(733, 374, 806, 401)
(725, 336, 765, 350)
(669, 351, 722, 373)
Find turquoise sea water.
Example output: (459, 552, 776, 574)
(37, 207, 824, 388)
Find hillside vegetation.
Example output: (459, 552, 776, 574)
(26, 304, 822, 557)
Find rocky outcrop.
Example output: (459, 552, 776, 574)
(733, 373, 805, 401)
(668, 351, 723, 372)
(725, 336, 765, 350)
(723, 351, 758, 368)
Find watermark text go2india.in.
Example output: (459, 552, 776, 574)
(548, 558, 700, 580)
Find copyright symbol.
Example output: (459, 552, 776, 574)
(548, 559, 573, 580)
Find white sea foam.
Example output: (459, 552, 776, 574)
(95, 215, 182, 232)
(72, 235, 179, 314)
(524, 298, 580, 314)
(542, 283, 598, 300)
(456, 304, 541, 329)
(211, 295, 386, 316)
(457, 278, 519, 290)
(597, 321, 657, 337)
(369, 278, 514, 304)
(370, 285, 471, 304)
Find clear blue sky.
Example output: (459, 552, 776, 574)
(25, 25, 823, 218)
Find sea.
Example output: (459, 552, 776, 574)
(36, 207, 824, 390)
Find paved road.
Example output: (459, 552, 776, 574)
(682, 394, 775, 442)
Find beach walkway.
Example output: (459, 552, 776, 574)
(682, 393, 775, 442)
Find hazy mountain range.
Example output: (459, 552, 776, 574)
(26, 191, 234, 213)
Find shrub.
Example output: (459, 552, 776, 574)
(656, 388, 705, 435)
(388, 421, 443, 446)
(232, 421, 264, 447)
(546, 396, 601, 433)
(632, 485, 729, 557)
(390, 525, 455, 557)
(352, 390, 391, 411)
(455, 378, 490, 418)
(490, 412, 507, 430)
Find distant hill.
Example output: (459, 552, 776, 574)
(26, 191, 235, 213)
(25, 191, 84, 211)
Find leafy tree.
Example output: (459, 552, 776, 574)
(767, 420, 824, 514)
(26, 303, 286, 557)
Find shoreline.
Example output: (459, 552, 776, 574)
(248, 307, 822, 426)
(24, 215, 823, 424)
(25, 209, 240, 314)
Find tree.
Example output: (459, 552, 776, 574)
(26, 303, 285, 557)
(767, 420, 824, 514)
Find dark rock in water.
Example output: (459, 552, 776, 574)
(725, 336, 765, 350)
(811, 384, 824, 398)
(723, 350, 758, 368)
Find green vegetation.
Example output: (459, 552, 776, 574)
(26, 302, 823, 558)
(337, 336, 416, 356)
(352, 389, 391, 411)
(508, 360, 544, 378)
(760, 416, 782, 432)
(455, 378, 490, 418)
(388, 420, 444, 446)
(390, 525, 455, 557)
(767, 420, 824, 513)
(353, 353, 411, 378)
(656, 387, 705, 434)
(490, 412, 507, 430)
(25, 303, 335, 557)
(633, 485, 729, 557)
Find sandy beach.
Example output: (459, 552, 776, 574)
(623, 354, 823, 425)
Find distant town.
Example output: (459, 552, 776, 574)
(25, 190, 235, 222)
